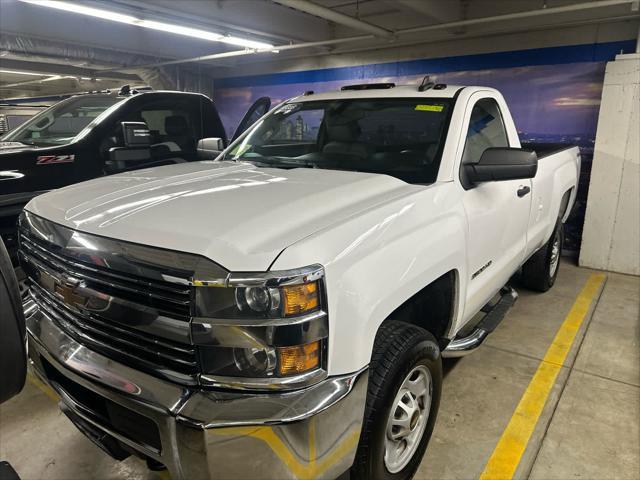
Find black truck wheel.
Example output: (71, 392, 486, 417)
(352, 321, 442, 480)
(521, 221, 563, 292)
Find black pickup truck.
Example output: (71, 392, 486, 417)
(0, 88, 271, 260)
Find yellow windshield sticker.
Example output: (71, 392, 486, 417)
(415, 104, 444, 112)
(230, 144, 252, 157)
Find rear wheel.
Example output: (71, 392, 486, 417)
(352, 321, 442, 480)
(521, 221, 563, 292)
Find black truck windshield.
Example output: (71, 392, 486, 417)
(226, 98, 452, 184)
(1, 95, 124, 147)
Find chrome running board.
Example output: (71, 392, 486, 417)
(442, 286, 518, 358)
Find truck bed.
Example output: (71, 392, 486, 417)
(521, 142, 577, 159)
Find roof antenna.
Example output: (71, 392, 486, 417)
(418, 76, 435, 92)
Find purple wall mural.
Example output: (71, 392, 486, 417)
(213, 41, 636, 252)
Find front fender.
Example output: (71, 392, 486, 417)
(272, 183, 467, 375)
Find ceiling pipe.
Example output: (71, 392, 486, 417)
(271, 14, 640, 64)
(401, 0, 637, 34)
(97, 0, 638, 72)
(97, 35, 374, 72)
(0, 57, 140, 81)
(272, 0, 395, 38)
(110, 0, 300, 44)
(0, 75, 94, 90)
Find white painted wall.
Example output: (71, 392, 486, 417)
(580, 53, 640, 275)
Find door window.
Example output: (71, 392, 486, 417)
(232, 97, 271, 142)
(139, 106, 199, 155)
(462, 98, 508, 164)
(104, 96, 204, 172)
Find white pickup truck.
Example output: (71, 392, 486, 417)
(20, 82, 579, 480)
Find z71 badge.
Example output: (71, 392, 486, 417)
(36, 154, 75, 165)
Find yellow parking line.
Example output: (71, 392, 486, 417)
(157, 470, 171, 480)
(27, 372, 59, 402)
(479, 272, 606, 480)
(209, 425, 361, 479)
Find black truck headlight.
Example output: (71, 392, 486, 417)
(192, 265, 327, 389)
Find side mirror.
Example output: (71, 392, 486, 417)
(197, 137, 225, 159)
(121, 121, 151, 148)
(464, 147, 537, 186)
(106, 121, 152, 172)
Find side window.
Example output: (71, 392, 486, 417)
(103, 96, 204, 173)
(462, 98, 509, 164)
(139, 100, 202, 154)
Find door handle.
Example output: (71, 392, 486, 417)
(517, 185, 531, 197)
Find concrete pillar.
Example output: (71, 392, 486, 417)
(580, 53, 640, 275)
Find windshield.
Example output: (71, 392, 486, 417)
(225, 97, 452, 184)
(1, 95, 125, 147)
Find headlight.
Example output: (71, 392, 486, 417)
(192, 265, 328, 390)
(237, 286, 280, 313)
(195, 265, 323, 319)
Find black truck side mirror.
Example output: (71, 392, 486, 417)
(106, 122, 152, 172)
(463, 147, 538, 187)
(122, 121, 151, 148)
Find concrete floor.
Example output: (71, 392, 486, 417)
(1, 259, 638, 479)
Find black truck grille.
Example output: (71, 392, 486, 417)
(20, 226, 200, 385)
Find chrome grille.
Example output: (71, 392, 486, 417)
(29, 283, 198, 382)
(20, 233, 191, 319)
(18, 212, 231, 386)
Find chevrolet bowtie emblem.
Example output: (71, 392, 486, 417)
(54, 277, 85, 306)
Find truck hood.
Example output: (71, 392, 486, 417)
(25, 161, 415, 271)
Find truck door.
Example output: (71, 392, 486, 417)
(231, 97, 271, 142)
(460, 94, 532, 319)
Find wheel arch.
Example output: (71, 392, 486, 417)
(378, 269, 459, 350)
(558, 187, 574, 223)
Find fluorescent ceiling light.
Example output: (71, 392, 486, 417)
(18, 0, 274, 49)
(137, 20, 223, 42)
(0, 69, 57, 77)
(19, 0, 138, 24)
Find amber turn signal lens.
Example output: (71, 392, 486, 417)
(277, 341, 320, 376)
(282, 282, 319, 316)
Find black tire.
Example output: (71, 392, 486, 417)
(351, 321, 442, 480)
(521, 221, 563, 292)
(0, 237, 27, 404)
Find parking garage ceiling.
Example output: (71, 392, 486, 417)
(1, 0, 639, 99)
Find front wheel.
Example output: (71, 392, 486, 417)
(351, 321, 442, 480)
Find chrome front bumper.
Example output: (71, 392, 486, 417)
(26, 301, 367, 480)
